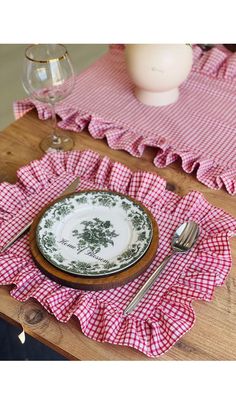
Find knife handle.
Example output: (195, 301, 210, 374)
(123, 253, 173, 315)
(0, 221, 33, 253)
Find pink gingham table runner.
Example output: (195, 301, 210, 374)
(14, 45, 236, 195)
(0, 150, 236, 357)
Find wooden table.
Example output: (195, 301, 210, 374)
(0, 110, 236, 360)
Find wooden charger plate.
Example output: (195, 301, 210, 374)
(29, 191, 159, 291)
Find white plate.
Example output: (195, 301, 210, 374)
(36, 191, 153, 276)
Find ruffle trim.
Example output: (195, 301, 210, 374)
(111, 44, 236, 80)
(1, 150, 236, 357)
(58, 107, 236, 195)
(21, 104, 236, 195)
(13, 45, 236, 196)
(192, 44, 236, 80)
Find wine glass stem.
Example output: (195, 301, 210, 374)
(50, 103, 61, 145)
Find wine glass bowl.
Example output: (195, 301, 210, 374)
(22, 44, 75, 152)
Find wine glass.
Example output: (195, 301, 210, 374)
(22, 44, 75, 152)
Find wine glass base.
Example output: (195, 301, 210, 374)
(40, 134, 74, 153)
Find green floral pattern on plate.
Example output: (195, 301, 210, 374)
(36, 191, 153, 276)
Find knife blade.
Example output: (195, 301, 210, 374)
(0, 176, 80, 253)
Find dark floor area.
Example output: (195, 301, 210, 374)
(0, 317, 66, 360)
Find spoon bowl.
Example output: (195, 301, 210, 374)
(172, 221, 199, 253)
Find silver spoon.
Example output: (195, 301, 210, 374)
(123, 221, 200, 316)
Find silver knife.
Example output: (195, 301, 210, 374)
(0, 176, 80, 253)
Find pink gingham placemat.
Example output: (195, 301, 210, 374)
(0, 149, 236, 357)
(14, 45, 236, 195)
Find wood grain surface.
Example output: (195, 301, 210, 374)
(0, 110, 236, 360)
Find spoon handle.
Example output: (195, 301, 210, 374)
(123, 253, 173, 315)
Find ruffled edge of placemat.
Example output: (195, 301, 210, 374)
(13, 44, 236, 195)
(0, 150, 236, 358)
(111, 44, 236, 80)
(13, 99, 236, 196)
(192, 44, 236, 80)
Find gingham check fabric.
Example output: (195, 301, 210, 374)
(0, 150, 236, 357)
(14, 45, 236, 195)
